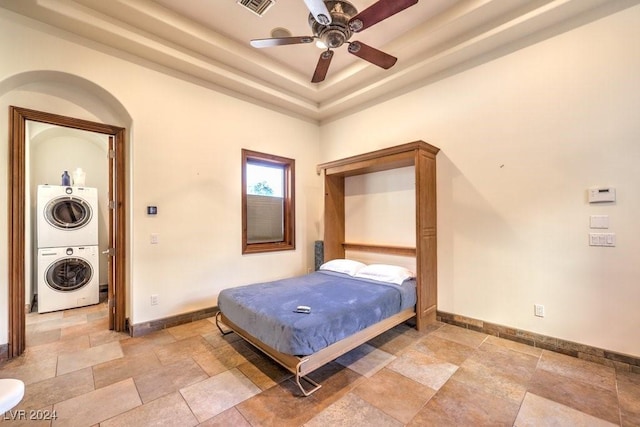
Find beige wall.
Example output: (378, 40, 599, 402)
(0, 8, 321, 344)
(320, 5, 640, 357)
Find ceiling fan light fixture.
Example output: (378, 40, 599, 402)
(348, 19, 363, 32)
(316, 40, 327, 49)
(324, 29, 346, 48)
(347, 42, 361, 53)
(317, 14, 330, 25)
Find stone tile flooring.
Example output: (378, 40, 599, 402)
(1, 301, 639, 426)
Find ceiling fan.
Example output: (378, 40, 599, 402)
(250, 0, 419, 83)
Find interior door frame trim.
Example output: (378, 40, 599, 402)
(7, 106, 127, 358)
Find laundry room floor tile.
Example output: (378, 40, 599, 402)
(62, 301, 107, 318)
(25, 327, 61, 347)
(60, 317, 108, 340)
(25, 315, 87, 335)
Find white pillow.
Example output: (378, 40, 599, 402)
(354, 264, 415, 285)
(319, 259, 366, 276)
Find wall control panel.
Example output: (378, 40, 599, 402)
(588, 187, 616, 203)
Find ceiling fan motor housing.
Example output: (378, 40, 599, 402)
(309, 1, 358, 48)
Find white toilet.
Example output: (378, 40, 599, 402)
(0, 379, 25, 414)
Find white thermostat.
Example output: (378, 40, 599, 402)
(588, 187, 616, 203)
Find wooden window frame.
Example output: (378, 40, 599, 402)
(242, 149, 295, 254)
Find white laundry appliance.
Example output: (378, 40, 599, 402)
(37, 246, 99, 313)
(37, 185, 98, 248)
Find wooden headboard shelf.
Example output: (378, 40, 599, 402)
(342, 243, 417, 257)
(318, 140, 440, 330)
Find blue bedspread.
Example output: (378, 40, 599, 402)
(218, 270, 416, 356)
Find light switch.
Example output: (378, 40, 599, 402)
(150, 233, 159, 244)
(590, 215, 609, 229)
(589, 232, 615, 247)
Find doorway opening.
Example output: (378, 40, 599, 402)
(8, 106, 127, 359)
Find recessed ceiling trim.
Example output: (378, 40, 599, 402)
(2, 0, 637, 123)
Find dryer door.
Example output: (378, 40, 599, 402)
(44, 196, 93, 230)
(45, 256, 94, 291)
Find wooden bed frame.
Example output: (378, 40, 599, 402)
(216, 308, 415, 396)
(216, 141, 439, 396)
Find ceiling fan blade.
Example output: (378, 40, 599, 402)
(250, 36, 315, 48)
(304, 0, 332, 25)
(348, 41, 397, 69)
(348, 0, 418, 33)
(312, 50, 334, 83)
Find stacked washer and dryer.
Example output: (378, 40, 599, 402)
(36, 185, 100, 313)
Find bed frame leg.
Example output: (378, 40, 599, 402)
(214, 311, 233, 336)
(295, 359, 321, 396)
(215, 311, 322, 397)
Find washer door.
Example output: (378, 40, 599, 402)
(45, 257, 93, 291)
(44, 196, 93, 230)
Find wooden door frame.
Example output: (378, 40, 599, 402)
(7, 106, 127, 358)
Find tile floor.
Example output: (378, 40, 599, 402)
(1, 301, 639, 426)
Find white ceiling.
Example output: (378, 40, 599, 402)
(1, 0, 636, 122)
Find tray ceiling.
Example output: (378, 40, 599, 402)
(1, 0, 635, 122)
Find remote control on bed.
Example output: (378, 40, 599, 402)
(294, 305, 311, 314)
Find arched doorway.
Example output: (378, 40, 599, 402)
(7, 107, 126, 358)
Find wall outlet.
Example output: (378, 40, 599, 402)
(151, 294, 159, 306)
(534, 304, 545, 318)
